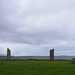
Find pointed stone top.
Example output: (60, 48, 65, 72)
(7, 48, 9, 49)
(50, 49, 54, 51)
(7, 48, 10, 51)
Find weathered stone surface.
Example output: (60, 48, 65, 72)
(7, 48, 11, 61)
(72, 58, 75, 64)
(50, 49, 54, 61)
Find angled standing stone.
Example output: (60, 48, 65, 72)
(50, 49, 54, 61)
(7, 48, 11, 61)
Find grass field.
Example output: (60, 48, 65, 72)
(0, 60, 75, 75)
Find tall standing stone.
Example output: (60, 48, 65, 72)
(7, 48, 11, 61)
(50, 49, 54, 61)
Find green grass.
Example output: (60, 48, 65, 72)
(0, 59, 75, 75)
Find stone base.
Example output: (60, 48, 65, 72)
(72, 58, 75, 64)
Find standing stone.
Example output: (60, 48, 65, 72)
(50, 49, 54, 61)
(7, 48, 11, 61)
(72, 58, 75, 64)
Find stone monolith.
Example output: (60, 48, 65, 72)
(7, 48, 11, 61)
(50, 49, 54, 61)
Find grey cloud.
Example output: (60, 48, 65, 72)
(0, 0, 75, 56)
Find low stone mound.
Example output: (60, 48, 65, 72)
(72, 58, 75, 64)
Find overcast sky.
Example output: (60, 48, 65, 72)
(0, 0, 75, 56)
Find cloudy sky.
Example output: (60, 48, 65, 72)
(0, 0, 75, 56)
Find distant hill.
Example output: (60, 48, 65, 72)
(0, 54, 6, 56)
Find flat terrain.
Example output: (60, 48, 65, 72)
(0, 60, 75, 75)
